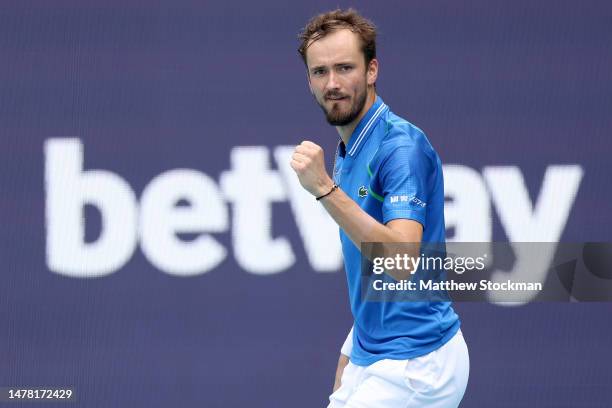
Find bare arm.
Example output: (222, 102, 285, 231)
(318, 185, 423, 246)
(290, 141, 423, 276)
(333, 326, 354, 392)
(333, 354, 350, 392)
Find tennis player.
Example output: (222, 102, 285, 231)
(291, 9, 469, 407)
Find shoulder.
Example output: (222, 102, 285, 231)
(369, 111, 437, 171)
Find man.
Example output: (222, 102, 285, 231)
(291, 9, 469, 408)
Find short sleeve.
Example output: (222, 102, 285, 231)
(379, 144, 431, 227)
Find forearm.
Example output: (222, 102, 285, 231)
(320, 186, 423, 281)
(333, 353, 350, 392)
(332, 326, 353, 392)
(290, 142, 422, 280)
(320, 186, 420, 247)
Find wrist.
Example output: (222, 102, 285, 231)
(315, 183, 338, 201)
(317, 181, 334, 196)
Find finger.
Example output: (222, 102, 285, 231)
(295, 144, 315, 155)
(301, 140, 320, 150)
(299, 141, 323, 154)
(290, 159, 304, 172)
(292, 152, 310, 163)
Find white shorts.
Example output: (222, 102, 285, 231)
(327, 330, 469, 408)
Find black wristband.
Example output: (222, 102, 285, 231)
(316, 184, 339, 201)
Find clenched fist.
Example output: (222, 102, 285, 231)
(290, 141, 335, 198)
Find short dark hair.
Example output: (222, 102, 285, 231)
(298, 8, 377, 66)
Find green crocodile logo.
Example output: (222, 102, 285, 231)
(358, 186, 368, 198)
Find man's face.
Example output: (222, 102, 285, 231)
(305, 29, 377, 126)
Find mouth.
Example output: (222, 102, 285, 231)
(326, 96, 349, 103)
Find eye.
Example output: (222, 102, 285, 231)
(339, 65, 353, 72)
(312, 68, 326, 76)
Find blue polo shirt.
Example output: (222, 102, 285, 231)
(333, 96, 460, 366)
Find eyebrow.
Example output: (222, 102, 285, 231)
(310, 62, 355, 72)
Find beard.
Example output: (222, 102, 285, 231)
(317, 84, 368, 127)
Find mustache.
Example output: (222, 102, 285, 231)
(324, 91, 348, 100)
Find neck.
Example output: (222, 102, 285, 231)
(337, 89, 377, 146)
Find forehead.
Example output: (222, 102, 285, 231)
(305, 29, 363, 67)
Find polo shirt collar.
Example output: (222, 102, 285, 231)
(345, 96, 388, 157)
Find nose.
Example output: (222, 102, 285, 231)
(326, 71, 340, 90)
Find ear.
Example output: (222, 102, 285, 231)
(366, 58, 379, 86)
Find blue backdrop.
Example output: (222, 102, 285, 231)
(1, 1, 611, 407)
